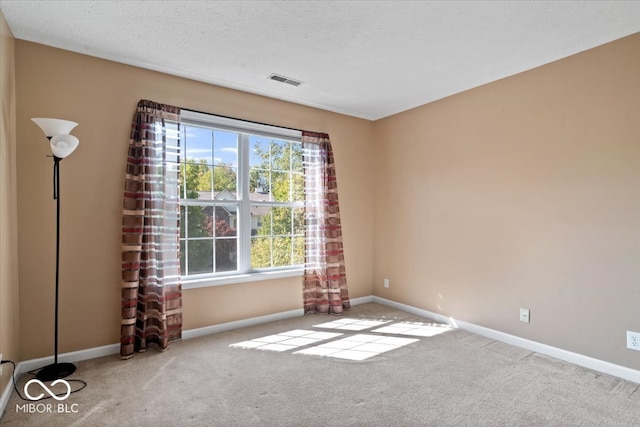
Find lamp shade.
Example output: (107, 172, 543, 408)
(50, 134, 80, 158)
(32, 118, 78, 138)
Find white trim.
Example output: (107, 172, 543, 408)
(1, 368, 16, 418)
(372, 296, 454, 326)
(183, 295, 372, 340)
(1, 296, 372, 416)
(1, 343, 120, 417)
(372, 296, 640, 384)
(10, 294, 635, 418)
(238, 132, 251, 274)
(1, 362, 20, 418)
(350, 295, 374, 305)
(178, 113, 304, 279)
(183, 308, 304, 340)
(18, 344, 121, 375)
(455, 319, 640, 383)
(182, 268, 303, 290)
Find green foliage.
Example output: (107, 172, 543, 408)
(250, 140, 303, 269)
(213, 165, 237, 192)
(180, 159, 237, 198)
(180, 158, 238, 274)
(249, 140, 303, 201)
(181, 159, 210, 199)
(181, 139, 303, 273)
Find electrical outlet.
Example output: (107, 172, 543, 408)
(383, 278, 390, 289)
(627, 331, 640, 351)
(519, 308, 530, 323)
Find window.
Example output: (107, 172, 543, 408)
(178, 111, 304, 285)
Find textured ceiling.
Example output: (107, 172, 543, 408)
(2, 1, 639, 120)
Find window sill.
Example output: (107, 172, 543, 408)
(182, 268, 304, 290)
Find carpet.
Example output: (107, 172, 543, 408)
(1, 303, 638, 426)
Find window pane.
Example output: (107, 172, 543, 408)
(250, 187, 270, 202)
(293, 236, 304, 265)
(251, 237, 271, 269)
(252, 206, 271, 236)
(271, 139, 289, 171)
(250, 169, 270, 195)
(180, 240, 186, 274)
(273, 236, 292, 267)
(187, 205, 212, 238)
(214, 207, 237, 237)
(250, 136, 270, 168)
(213, 165, 237, 193)
(292, 172, 303, 202)
(185, 125, 213, 165)
(291, 142, 302, 173)
(272, 207, 291, 235)
(188, 239, 213, 274)
(180, 116, 303, 278)
(293, 207, 304, 235)
(181, 161, 213, 199)
(213, 130, 238, 166)
(180, 205, 185, 238)
(216, 238, 237, 272)
(271, 171, 289, 202)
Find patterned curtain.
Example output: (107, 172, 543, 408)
(302, 131, 350, 314)
(121, 100, 182, 359)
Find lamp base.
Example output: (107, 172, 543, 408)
(36, 362, 76, 381)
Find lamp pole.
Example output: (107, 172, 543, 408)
(36, 154, 77, 381)
(31, 118, 80, 382)
(53, 156, 61, 368)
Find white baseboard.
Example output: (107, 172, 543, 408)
(183, 295, 372, 340)
(1, 295, 374, 417)
(0, 343, 121, 417)
(0, 365, 18, 419)
(372, 296, 454, 325)
(183, 308, 304, 340)
(373, 296, 640, 384)
(11, 294, 632, 416)
(18, 343, 121, 375)
(349, 295, 374, 306)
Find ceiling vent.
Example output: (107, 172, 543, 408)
(269, 73, 302, 87)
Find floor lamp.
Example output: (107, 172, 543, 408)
(31, 118, 80, 381)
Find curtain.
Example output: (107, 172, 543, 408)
(302, 131, 350, 314)
(121, 100, 182, 359)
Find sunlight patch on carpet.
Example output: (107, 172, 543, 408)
(294, 334, 418, 360)
(313, 318, 391, 331)
(372, 321, 451, 337)
(230, 330, 343, 352)
(228, 321, 442, 360)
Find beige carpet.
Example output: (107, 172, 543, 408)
(2, 303, 639, 426)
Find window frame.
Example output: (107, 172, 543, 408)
(179, 110, 304, 289)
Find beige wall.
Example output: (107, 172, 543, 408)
(373, 33, 640, 370)
(9, 29, 639, 373)
(15, 41, 374, 360)
(0, 11, 19, 393)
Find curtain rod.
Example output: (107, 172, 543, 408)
(180, 107, 305, 134)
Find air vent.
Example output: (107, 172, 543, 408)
(269, 73, 302, 87)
